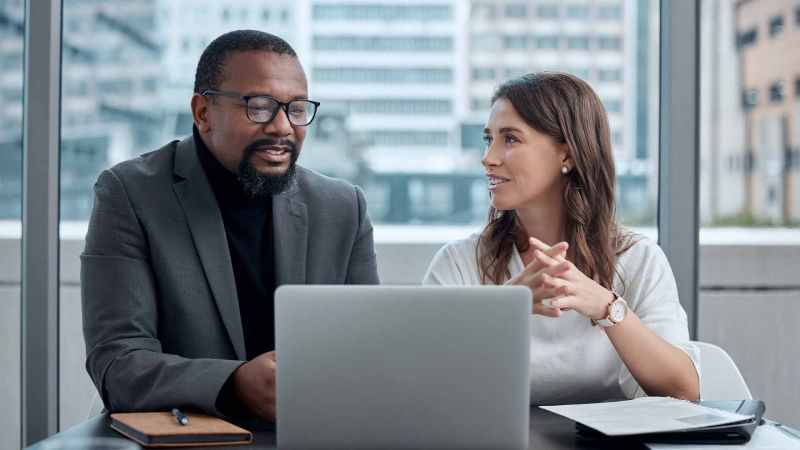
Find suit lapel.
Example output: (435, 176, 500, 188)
(172, 136, 246, 360)
(273, 180, 308, 286)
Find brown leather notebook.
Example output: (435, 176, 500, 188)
(110, 412, 253, 448)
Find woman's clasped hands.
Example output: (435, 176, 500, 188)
(507, 237, 613, 321)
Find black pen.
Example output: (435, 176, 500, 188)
(171, 408, 189, 426)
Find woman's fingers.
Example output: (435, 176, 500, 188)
(532, 299, 563, 317)
(529, 237, 568, 260)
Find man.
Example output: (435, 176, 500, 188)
(81, 30, 379, 424)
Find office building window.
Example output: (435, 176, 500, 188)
(567, 36, 590, 50)
(535, 36, 559, 49)
(769, 82, 784, 103)
(597, 36, 622, 50)
(313, 36, 452, 52)
(742, 89, 758, 108)
(367, 130, 449, 147)
(738, 28, 757, 48)
(347, 99, 452, 115)
(472, 67, 495, 81)
(504, 35, 527, 49)
(598, 5, 622, 19)
(262, 8, 270, 21)
(536, 4, 559, 19)
(604, 100, 622, 113)
(472, 2, 496, 19)
(472, 34, 501, 51)
(505, 4, 526, 18)
(598, 69, 622, 82)
(769, 15, 783, 37)
(567, 4, 590, 19)
(313, 68, 453, 84)
(313, 4, 452, 21)
(569, 67, 590, 80)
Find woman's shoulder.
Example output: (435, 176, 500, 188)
(423, 233, 483, 285)
(436, 232, 481, 257)
(617, 231, 665, 266)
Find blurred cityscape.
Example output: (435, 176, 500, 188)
(1, 0, 797, 226)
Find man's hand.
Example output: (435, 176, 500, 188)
(232, 351, 276, 421)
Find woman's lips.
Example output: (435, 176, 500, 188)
(488, 176, 510, 190)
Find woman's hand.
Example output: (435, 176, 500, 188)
(532, 249, 613, 321)
(506, 237, 569, 317)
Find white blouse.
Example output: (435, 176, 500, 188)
(422, 233, 700, 405)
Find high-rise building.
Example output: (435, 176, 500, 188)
(735, 0, 800, 223)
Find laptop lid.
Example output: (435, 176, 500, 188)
(275, 285, 531, 449)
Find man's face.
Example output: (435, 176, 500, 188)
(196, 50, 309, 195)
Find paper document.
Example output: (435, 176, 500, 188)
(647, 423, 800, 449)
(541, 397, 754, 436)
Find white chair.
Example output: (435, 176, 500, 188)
(692, 340, 753, 400)
(87, 391, 105, 418)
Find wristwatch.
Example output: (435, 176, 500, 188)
(592, 292, 627, 327)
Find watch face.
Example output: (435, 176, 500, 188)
(610, 301, 626, 322)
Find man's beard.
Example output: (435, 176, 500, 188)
(238, 138, 299, 197)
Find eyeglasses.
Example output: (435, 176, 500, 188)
(202, 90, 320, 126)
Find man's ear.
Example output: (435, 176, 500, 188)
(191, 93, 211, 133)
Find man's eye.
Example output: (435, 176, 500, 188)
(289, 107, 306, 115)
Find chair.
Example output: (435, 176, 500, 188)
(87, 391, 105, 418)
(692, 340, 752, 400)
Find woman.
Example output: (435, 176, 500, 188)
(423, 72, 700, 404)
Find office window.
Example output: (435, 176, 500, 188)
(347, 99, 452, 115)
(604, 99, 622, 113)
(535, 35, 559, 49)
(472, 67, 495, 80)
(505, 4, 526, 18)
(769, 82, 784, 103)
(598, 68, 622, 82)
(769, 15, 783, 37)
(567, 36, 590, 50)
(742, 89, 758, 108)
(262, 8, 270, 21)
(472, 2, 496, 19)
(701, 0, 800, 227)
(367, 130, 449, 146)
(566, 4, 590, 19)
(0, 1, 23, 447)
(536, 4, 559, 18)
(314, 67, 453, 83)
(597, 36, 622, 50)
(313, 4, 452, 21)
(504, 35, 527, 50)
(598, 4, 622, 19)
(313, 36, 452, 52)
(738, 28, 757, 48)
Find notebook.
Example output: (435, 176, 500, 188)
(110, 412, 253, 448)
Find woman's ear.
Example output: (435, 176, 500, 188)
(560, 143, 574, 171)
(191, 94, 211, 133)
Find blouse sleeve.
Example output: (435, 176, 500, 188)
(616, 239, 701, 399)
(422, 242, 469, 286)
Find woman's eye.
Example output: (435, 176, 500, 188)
(505, 135, 518, 143)
(482, 136, 492, 145)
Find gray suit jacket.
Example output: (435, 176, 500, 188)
(81, 135, 379, 415)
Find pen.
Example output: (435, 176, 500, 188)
(171, 408, 189, 426)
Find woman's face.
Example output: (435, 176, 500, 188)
(481, 98, 570, 211)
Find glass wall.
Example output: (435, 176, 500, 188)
(0, 0, 24, 448)
(57, 0, 661, 426)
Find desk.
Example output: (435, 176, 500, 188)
(25, 407, 800, 450)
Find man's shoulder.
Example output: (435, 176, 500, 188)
(294, 165, 360, 200)
(105, 139, 181, 184)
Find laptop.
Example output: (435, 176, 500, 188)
(275, 285, 531, 449)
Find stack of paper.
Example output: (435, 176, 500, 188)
(541, 397, 754, 436)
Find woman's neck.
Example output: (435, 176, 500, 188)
(515, 196, 567, 249)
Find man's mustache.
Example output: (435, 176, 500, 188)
(245, 138, 297, 154)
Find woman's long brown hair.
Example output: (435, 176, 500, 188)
(477, 72, 633, 289)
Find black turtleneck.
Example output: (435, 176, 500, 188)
(194, 127, 276, 360)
